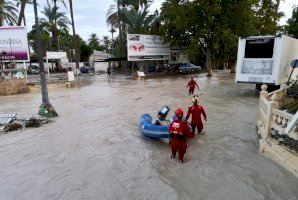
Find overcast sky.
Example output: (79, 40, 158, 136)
(24, 0, 297, 41)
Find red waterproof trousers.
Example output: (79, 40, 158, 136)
(171, 138, 187, 162)
(169, 119, 193, 162)
(186, 105, 206, 134)
(187, 80, 198, 94)
(189, 86, 195, 94)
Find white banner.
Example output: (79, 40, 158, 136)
(46, 51, 67, 60)
(0, 26, 29, 61)
(127, 34, 170, 61)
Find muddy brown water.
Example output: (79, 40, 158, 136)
(0, 71, 297, 200)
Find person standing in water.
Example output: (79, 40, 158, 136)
(186, 77, 199, 95)
(107, 67, 111, 77)
(169, 108, 193, 163)
(185, 95, 207, 135)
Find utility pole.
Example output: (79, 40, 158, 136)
(33, 0, 58, 118)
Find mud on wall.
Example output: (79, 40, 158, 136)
(0, 79, 28, 96)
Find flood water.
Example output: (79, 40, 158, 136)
(0, 71, 297, 200)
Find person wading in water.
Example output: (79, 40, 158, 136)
(169, 108, 193, 163)
(185, 95, 207, 135)
(186, 77, 199, 95)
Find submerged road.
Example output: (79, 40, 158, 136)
(0, 71, 297, 200)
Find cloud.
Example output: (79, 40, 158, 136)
(24, 0, 294, 42)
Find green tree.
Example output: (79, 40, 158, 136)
(149, 10, 161, 35)
(106, 0, 152, 56)
(285, 7, 298, 38)
(122, 4, 157, 34)
(109, 27, 116, 40)
(256, 0, 284, 35)
(48, 0, 67, 51)
(88, 33, 104, 51)
(101, 35, 112, 53)
(160, 0, 281, 76)
(0, 0, 18, 25)
(79, 41, 92, 62)
(41, 2, 70, 51)
(28, 23, 52, 53)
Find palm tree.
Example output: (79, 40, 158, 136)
(149, 10, 162, 35)
(68, 0, 79, 70)
(106, 0, 152, 30)
(41, 3, 70, 51)
(122, 4, 157, 34)
(109, 27, 116, 40)
(47, 0, 66, 50)
(88, 33, 100, 49)
(106, 0, 153, 56)
(33, 0, 58, 118)
(15, 0, 33, 26)
(123, 0, 152, 11)
(0, 0, 18, 26)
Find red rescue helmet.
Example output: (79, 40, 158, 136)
(175, 108, 184, 118)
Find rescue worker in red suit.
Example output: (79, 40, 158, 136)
(185, 95, 207, 135)
(186, 77, 199, 95)
(169, 109, 193, 163)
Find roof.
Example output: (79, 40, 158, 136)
(92, 51, 112, 58)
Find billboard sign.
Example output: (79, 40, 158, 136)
(127, 34, 170, 61)
(0, 26, 29, 61)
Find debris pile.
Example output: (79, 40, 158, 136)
(0, 114, 49, 133)
(271, 129, 298, 152)
(280, 83, 298, 114)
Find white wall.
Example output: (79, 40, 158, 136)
(94, 62, 108, 72)
(68, 62, 84, 71)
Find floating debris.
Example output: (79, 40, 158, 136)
(25, 117, 48, 128)
(3, 122, 23, 132)
(0, 114, 50, 133)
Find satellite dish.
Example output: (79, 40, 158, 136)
(290, 59, 298, 68)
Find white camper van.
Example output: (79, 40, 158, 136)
(235, 35, 298, 89)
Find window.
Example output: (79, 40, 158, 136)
(244, 38, 275, 58)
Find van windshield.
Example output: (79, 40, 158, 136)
(244, 38, 275, 58)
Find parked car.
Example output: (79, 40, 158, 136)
(179, 63, 201, 73)
(27, 65, 40, 74)
(80, 66, 90, 73)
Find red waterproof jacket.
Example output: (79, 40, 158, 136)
(185, 105, 207, 125)
(187, 80, 198, 89)
(169, 118, 193, 140)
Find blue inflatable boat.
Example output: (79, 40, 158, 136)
(139, 114, 170, 142)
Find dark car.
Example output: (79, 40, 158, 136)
(179, 63, 201, 73)
(80, 66, 90, 73)
(27, 65, 40, 74)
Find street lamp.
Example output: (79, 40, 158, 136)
(33, 0, 58, 118)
